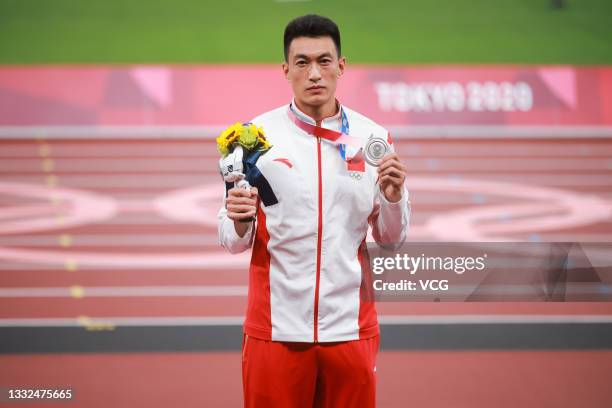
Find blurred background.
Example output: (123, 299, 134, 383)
(0, 0, 611, 407)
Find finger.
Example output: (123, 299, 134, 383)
(378, 166, 405, 178)
(379, 152, 399, 161)
(227, 200, 257, 210)
(378, 166, 406, 175)
(379, 174, 404, 187)
(377, 160, 404, 175)
(227, 195, 257, 204)
(228, 208, 256, 217)
(227, 204, 257, 214)
(250, 187, 259, 198)
(227, 209, 256, 221)
(378, 174, 405, 188)
(228, 192, 257, 201)
(375, 166, 403, 184)
(377, 158, 405, 173)
(229, 188, 252, 198)
(377, 153, 399, 167)
(227, 205, 257, 215)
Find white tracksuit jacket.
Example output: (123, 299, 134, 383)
(218, 99, 411, 342)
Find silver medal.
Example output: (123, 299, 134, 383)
(364, 136, 389, 166)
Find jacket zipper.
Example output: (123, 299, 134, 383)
(314, 134, 323, 343)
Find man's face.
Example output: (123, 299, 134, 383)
(283, 36, 345, 110)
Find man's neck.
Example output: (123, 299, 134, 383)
(295, 98, 338, 125)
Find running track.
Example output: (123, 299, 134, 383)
(1, 135, 611, 407)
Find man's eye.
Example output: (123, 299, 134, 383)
(296, 61, 307, 67)
(320, 59, 331, 65)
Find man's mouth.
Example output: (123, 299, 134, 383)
(307, 85, 325, 91)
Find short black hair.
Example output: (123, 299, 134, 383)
(283, 14, 341, 62)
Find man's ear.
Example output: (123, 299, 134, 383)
(282, 62, 289, 80)
(338, 56, 346, 77)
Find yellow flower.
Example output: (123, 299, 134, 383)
(215, 134, 229, 157)
(216, 122, 242, 157)
(238, 124, 260, 150)
(216, 122, 272, 157)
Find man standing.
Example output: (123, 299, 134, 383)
(218, 14, 410, 408)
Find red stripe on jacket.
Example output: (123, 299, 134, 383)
(244, 206, 272, 340)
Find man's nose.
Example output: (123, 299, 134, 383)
(308, 64, 322, 81)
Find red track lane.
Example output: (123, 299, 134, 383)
(0, 269, 249, 287)
(1, 350, 611, 408)
(0, 297, 248, 318)
(2, 297, 611, 320)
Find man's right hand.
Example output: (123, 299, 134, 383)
(226, 186, 259, 237)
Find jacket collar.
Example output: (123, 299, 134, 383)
(289, 97, 342, 128)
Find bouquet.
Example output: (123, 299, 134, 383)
(217, 122, 272, 221)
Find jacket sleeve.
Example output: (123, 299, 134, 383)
(217, 195, 255, 254)
(369, 184, 411, 248)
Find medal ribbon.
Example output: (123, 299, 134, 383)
(287, 105, 364, 163)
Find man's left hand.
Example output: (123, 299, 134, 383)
(377, 153, 407, 203)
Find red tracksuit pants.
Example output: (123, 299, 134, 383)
(242, 334, 380, 408)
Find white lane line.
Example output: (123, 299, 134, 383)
(0, 316, 245, 327)
(0, 261, 247, 271)
(0, 157, 612, 171)
(100, 216, 189, 225)
(0, 233, 221, 246)
(6, 285, 610, 299)
(0, 246, 251, 269)
(0, 263, 245, 271)
(0, 126, 221, 139)
(0, 315, 610, 327)
(408, 174, 612, 187)
(2, 231, 610, 247)
(533, 233, 612, 242)
(1, 125, 612, 139)
(0, 285, 247, 297)
(3, 143, 612, 158)
(0, 158, 212, 172)
(0, 145, 211, 158)
(0, 175, 210, 188)
(2, 173, 610, 188)
(379, 315, 612, 324)
(395, 145, 612, 157)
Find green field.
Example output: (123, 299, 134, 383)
(0, 0, 611, 64)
